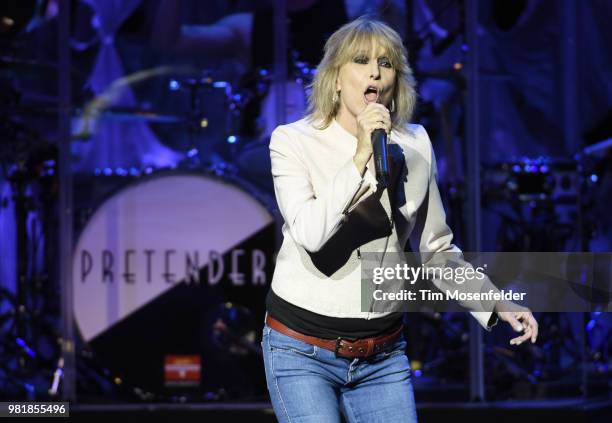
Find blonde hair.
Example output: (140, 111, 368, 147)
(306, 16, 417, 130)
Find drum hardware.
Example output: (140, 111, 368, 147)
(406, 310, 610, 399)
(477, 152, 610, 396)
(482, 150, 609, 253)
(481, 157, 581, 251)
(488, 312, 611, 399)
(0, 46, 70, 398)
(48, 357, 63, 396)
(405, 9, 610, 392)
(158, 72, 240, 167)
(1, 40, 278, 408)
(231, 62, 316, 194)
(70, 106, 189, 142)
(92, 106, 187, 124)
(66, 65, 191, 140)
(0, 110, 62, 399)
(483, 157, 579, 203)
(210, 302, 262, 357)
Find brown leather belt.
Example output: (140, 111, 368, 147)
(265, 313, 404, 359)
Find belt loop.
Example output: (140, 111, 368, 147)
(367, 338, 374, 356)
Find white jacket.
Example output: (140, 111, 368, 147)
(269, 117, 496, 330)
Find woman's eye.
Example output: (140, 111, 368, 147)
(379, 58, 392, 68)
(354, 56, 368, 64)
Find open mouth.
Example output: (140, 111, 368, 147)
(364, 86, 379, 103)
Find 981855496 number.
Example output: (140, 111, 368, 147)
(0, 402, 69, 417)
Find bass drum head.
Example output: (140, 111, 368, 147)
(72, 172, 276, 399)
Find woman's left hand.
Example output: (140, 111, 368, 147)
(494, 300, 539, 345)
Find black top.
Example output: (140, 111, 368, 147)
(251, 0, 348, 68)
(266, 288, 404, 340)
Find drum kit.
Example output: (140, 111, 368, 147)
(0, 21, 316, 399)
(476, 152, 610, 397)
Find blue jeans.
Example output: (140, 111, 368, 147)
(261, 322, 418, 423)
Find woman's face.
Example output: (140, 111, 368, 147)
(335, 39, 396, 120)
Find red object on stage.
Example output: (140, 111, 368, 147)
(164, 355, 201, 387)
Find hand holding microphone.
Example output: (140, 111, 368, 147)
(354, 102, 391, 186)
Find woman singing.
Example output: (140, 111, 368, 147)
(261, 17, 538, 422)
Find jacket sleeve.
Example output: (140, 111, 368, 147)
(269, 125, 376, 253)
(408, 126, 499, 331)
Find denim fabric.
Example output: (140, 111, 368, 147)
(261, 322, 418, 423)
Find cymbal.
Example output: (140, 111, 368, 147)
(95, 107, 185, 124)
(582, 138, 612, 157)
(5, 102, 185, 125)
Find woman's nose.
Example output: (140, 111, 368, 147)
(369, 62, 380, 79)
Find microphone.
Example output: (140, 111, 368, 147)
(371, 128, 389, 187)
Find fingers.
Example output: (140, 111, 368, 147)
(510, 326, 532, 345)
(509, 312, 539, 346)
(530, 315, 538, 343)
(360, 103, 392, 132)
(520, 311, 538, 344)
(364, 102, 391, 115)
(361, 117, 391, 133)
(504, 312, 525, 333)
(498, 306, 539, 347)
(355, 103, 392, 155)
